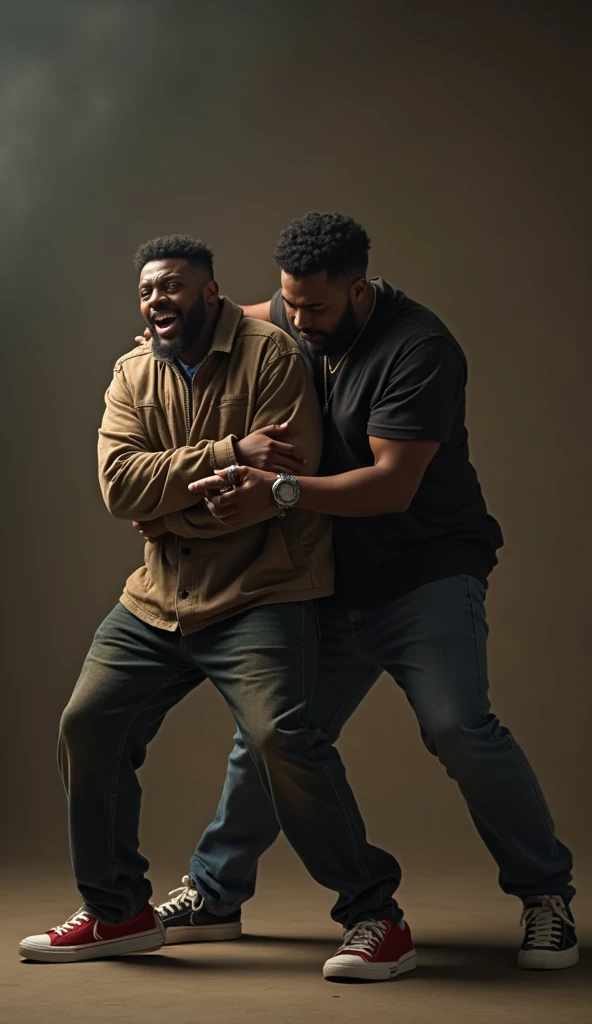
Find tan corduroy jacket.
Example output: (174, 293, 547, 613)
(98, 297, 334, 634)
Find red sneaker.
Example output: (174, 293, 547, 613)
(323, 919, 417, 981)
(19, 903, 165, 963)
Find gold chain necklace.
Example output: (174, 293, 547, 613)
(322, 284, 377, 415)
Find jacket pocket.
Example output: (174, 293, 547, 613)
(267, 518, 295, 572)
(232, 518, 297, 597)
(216, 395, 250, 438)
(219, 393, 249, 405)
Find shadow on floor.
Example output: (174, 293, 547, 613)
(21, 936, 589, 986)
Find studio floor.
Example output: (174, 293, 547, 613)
(1, 865, 590, 1024)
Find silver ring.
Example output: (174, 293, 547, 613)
(226, 464, 239, 487)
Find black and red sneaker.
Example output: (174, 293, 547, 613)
(323, 919, 417, 981)
(19, 903, 165, 963)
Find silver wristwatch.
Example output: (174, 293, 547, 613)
(271, 474, 300, 517)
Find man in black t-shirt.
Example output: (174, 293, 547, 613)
(149, 213, 576, 980)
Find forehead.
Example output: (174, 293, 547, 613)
(139, 258, 196, 285)
(280, 270, 346, 305)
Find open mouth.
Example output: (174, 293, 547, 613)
(152, 311, 181, 340)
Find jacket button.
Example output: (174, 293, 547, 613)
(178, 589, 190, 600)
(181, 547, 191, 556)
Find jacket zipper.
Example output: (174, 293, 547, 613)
(171, 364, 192, 444)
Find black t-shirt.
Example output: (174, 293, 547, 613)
(270, 278, 503, 607)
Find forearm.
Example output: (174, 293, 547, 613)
(164, 500, 278, 539)
(296, 465, 411, 517)
(99, 435, 238, 521)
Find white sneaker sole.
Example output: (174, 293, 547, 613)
(19, 927, 164, 963)
(517, 943, 579, 970)
(323, 948, 417, 981)
(164, 921, 242, 944)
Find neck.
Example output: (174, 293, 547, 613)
(178, 300, 221, 365)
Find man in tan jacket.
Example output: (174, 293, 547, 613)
(19, 234, 402, 964)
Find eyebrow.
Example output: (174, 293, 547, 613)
(282, 295, 326, 310)
(139, 272, 183, 289)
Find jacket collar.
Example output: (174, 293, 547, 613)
(209, 296, 244, 354)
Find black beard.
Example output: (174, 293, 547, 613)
(149, 294, 208, 363)
(150, 331, 185, 363)
(299, 299, 359, 358)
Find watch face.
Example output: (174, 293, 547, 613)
(277, 480, 296, 503)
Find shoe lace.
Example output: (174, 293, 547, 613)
(157, 875, 203, 915)
(52, 908, 92, 936)
(520, 896, 570, 947)
(340, 920, 389, 954)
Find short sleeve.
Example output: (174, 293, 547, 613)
(367, 338, 466, 443)
(270, 288, 293, 335)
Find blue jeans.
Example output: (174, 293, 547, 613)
(58, 601, 401, 926)
(189, 576, 574, 919)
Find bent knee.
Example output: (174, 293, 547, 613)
(423, 712, 507, 761)
(59, 689, 110, 751)
(245, 722, 313, 764)
(59, 700, 90, 748)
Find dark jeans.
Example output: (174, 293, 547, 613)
(189, 576, 574, 917)
(58, 601, 401, 926)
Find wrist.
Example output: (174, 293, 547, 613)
(231, 436, 243, 464)
(271, 473, 300, 516)
(212, 435, 240, 470)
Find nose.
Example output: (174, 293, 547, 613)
(145, 287, 171, 314)
(293, 308, 312, 331)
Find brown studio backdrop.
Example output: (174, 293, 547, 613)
(1, 2, 590, 886)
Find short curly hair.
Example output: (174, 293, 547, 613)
(273, 211, 370, 279)
(133, 234, 214, 277)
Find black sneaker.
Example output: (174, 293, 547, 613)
(518, 895, 579, 970)
(156, 876, 242, 945)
